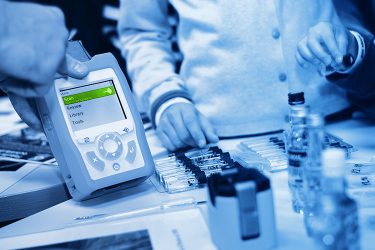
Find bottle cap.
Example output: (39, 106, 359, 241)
(322, 148, 346, 177)
(288, 92, 305, 105)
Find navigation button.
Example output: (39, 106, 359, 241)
(97, 133, 123, 160)
(113, 163, 120, 171)
(77, 136, 95, 144)
(125, 140, 137, 163)
(104, 139, 119, 153)
(86, 151, 105, 171)
(106, 151, 120, 160)
(98, 141, 107, 158)
(98, 133, 115, 142)
(119, 124, 134, 135)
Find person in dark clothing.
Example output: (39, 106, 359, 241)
(297, 0, 375, 118)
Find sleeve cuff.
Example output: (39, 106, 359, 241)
(336, 30, 365, 74)
(150, 90, 192, 128)
(154, 97, 192, 127)
(0, 73, 7, 83)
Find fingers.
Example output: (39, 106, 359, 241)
(156, 103, 219, 151)
(157, 129, 177, 152)
(321, 26, 343, 64)
(181, 109, 207, 148)
(1, 78, 51, 97)
(336, 30, 350, 57)
(297, 38, 316, 67)
(296, 22, 349, 69)
(160, 115, 186, 149)
(168, 111, 196, 147)
(307, 33, 332, 66)
(199, 114, 219, 144)
(8, 94, 42, 129)
(58, 54, 89, 79)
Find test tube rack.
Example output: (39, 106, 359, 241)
(153, 146, 237, 193)
(235, 132, 356, 172)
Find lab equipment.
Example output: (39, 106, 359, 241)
(235, 132, 355, 173)
(207, 166, 276, 250)
(36, 41, 154, 200)
(303, 113, 325, 234)
(153, 146, 237, 193)
(308, 149, 360, 249)
(285, 92, 309, 214)
(236, 135, 287, 172)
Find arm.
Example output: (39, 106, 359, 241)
(117, 0, 218, 151)
(295, 0, 375, 118)
(117, 0, 190, 123)
(0, 1, 88, 128)
(327, 0, 375, 94)
(329, 0, 375, 117)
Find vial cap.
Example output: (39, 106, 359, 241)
(288, 92, 305, 105)
(322, 148, 346, 177)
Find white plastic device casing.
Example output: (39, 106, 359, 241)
(36, 53, 154, 201)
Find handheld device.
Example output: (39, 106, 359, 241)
(36, 44, 154, 201)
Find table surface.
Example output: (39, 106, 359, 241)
(0, 98, 374, 249)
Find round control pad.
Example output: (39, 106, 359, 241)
(98, 133, 123, 160)
(103, 139, 118, 153)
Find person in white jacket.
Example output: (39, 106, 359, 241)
(118, 0, 350, 151)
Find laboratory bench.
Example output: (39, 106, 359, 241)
(0, 96, 374, 249)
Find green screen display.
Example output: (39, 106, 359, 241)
(62, 86, 116, 105)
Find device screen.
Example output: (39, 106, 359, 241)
(60, 80, 126, 132)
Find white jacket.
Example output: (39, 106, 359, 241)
(118, 0, 349, 136)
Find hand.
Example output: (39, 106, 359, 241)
(296, 21, 357, 71)
(0, 1, 88, 96)
(0, 2, 89, 129)
(3, 54, 89, 129)
(156, 102, 219, 151)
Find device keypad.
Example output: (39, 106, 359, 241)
(112, 163, 121, 171)
(86, 151, 105, 171)
(125, 140, 137, 163)
(84, 131, 141, 176)
(98, 133, 123, 160)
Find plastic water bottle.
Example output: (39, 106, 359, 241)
(308, 149, 360, 249)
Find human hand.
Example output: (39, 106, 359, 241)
(296, 21, 357, 72)
(0, 1, 88, 96)
(3, 54, 89, 129)
(156, 102, 219, 151)
(0, 2, 89, 129)
(3, 54, 88, 129)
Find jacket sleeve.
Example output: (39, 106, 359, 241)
(329, 0, 375, 117)
(117, 0, 191, 124)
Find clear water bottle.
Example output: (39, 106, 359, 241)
(304, 114, 325, 234)
(308, 149, 360, 249)
(285, 92, 309, 214)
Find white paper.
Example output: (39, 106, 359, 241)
(0, 208, 216, 250)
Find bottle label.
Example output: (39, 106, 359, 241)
(288, 150, 307, 168)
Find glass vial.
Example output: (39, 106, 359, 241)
(308, 149, 360, 250)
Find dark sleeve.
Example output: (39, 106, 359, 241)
(329, 0, 375, 118)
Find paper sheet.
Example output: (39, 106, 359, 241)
(0, 208, 216, 250)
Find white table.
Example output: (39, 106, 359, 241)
(0, 116, 374, 249)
